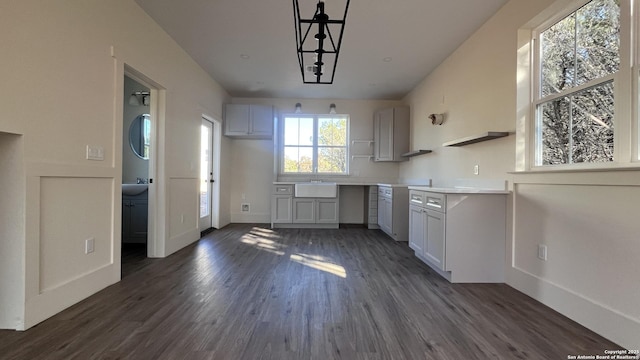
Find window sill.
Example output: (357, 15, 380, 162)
(510, 164, 640, 186)
(511, 163, 640, 175)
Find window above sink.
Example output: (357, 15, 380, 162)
(280, 114, 349, 175)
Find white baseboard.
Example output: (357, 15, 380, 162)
(508, 267, 640, 349)
(230, 212, 270, 223)
(24, 263, 118, 330)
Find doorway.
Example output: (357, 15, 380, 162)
(121, 66, 163, 275)
(0, 132, 25, 329)
(199, 118, 213, 232)
(200, 117, 221, 233)
(121, 75, 151, 276)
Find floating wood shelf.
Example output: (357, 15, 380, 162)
(401, 150, 433, 158)
(351, 155, 374, 160)
(443, 131, 509, 147)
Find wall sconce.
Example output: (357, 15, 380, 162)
(295, 103, 302, 113)
(129, 91, 150, 106)
(429, 113, 445, 125)
(329, 103, 336, 114)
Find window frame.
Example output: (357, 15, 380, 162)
(520, 0, 637, 172)
(279, 113, 350, 175)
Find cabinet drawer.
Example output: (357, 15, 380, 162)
(424, 192, 446, 211)
(378, 186, 392, 198)
(272, 185, 293, 195)
(409, 190, 425, 205)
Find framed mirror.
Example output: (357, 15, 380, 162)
(129, 114, 151, 159)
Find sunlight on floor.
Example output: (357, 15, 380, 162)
(250, 227, 283, 240)
(290, 253, 347, 278)
(241, 231, 286, 256)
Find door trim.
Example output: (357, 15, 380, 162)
(124, 65, 166, 258)
(202, 114, 221, 229)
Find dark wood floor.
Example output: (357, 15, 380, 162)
(0, 224, 617, 359)
(121, 242, 153, 279)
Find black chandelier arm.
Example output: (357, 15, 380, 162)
(293, 0, 350, 84)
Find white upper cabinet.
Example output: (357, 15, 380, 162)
(373, 106, 409, 162)
(224, 104, 274, 139)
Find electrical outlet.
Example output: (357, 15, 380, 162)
(473, 164, 479, 175)
(241, 193, 246, 200)
(241, 203, 250, 212)
(537, 244, 548, 261)
(180, 214, 184, 223)
(86, 145, 104, 161)
(85, 238, 95, 254)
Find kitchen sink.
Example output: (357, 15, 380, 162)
(294, 182, 337, 198)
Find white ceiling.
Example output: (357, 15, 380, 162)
(135, 0, 508, 100)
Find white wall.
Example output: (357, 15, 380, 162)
(0, 0, 229, 330)
(400, 0, 640, 348)
(227, 98, 405, 223)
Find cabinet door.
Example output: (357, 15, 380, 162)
(374, 108, 394, 161)
(272, 195, 292, 223)
(293, 198, 315, 223)
(122, 200, 132, 241)
(425, 209, 446, 270)
(316, 199, 338, 223)
(408, 205, 425, 254)
(129, 199, 148, 238)
(377, 195, 385, 230)
(249, 105, 273, 136)
(383, 197, 393, 235)
(224, 104, 250, 135)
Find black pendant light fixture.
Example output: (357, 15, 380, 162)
(293, 0, 350, 84)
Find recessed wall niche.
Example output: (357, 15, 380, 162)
(0, 131, 25, 329)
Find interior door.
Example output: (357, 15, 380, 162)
(199, 118, 214, 232)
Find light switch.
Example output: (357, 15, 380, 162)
(86, 145, 104, 161)
(85, 238, 95, 254)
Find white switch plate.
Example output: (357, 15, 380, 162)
(537, 244, 547, 261)
(85, 238, 95, 254)
(86, 145, 104, 161)
(473, 164, 479, 175)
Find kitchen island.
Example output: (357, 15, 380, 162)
(408, 185, 510, 283)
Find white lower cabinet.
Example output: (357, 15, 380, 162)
(408, 204, 425, 255)
(272, 184, 339, 229)
(408, 189, 506, 283)
(272, 196, 293, 223)
(293, 198, 315, 223)
(271, 185, 293, 225)
(293, 198, 338, 224)
(377, 185, 409, 241)
(409, 204, 445, 270)
(316, 199, 339, 223)
(424, 209, 445, 270)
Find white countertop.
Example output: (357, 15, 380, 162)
(273, 181, 428, 187)
(408, 186, 510, 194)
(376, 183, 414, 188)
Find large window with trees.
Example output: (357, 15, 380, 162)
(534, 0, 620, 166)
(282, 115, 349, 174)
